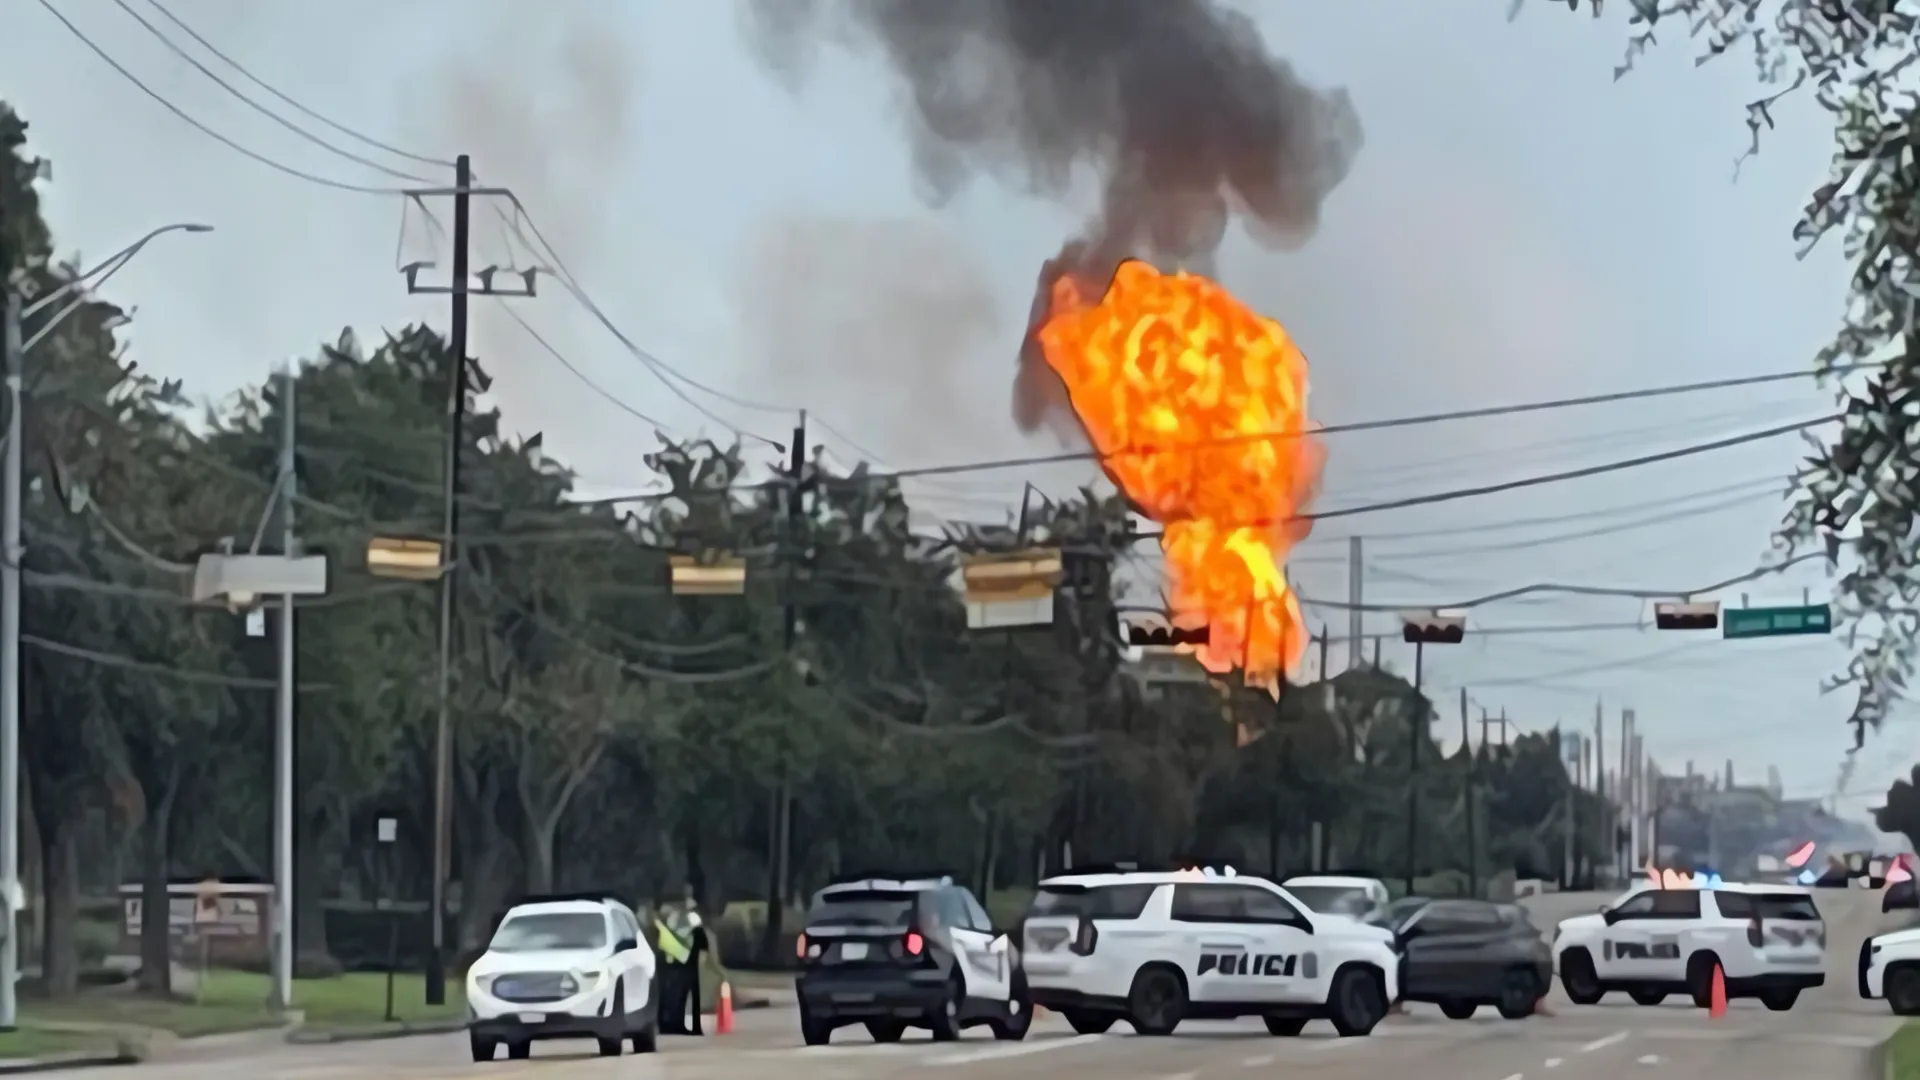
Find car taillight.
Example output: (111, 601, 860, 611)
(1071, 920, 1098, 956)
(904, 931, 924, 957)
(1748, 919, 1764, 947)
(796, 933, 809, 959)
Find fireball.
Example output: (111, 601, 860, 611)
(1036, 260, 1323, 685)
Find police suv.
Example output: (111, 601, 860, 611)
(1019, 866, 1402, 1037)
(794, 875, 1032, 1046)
(465, 894, 658, 1061)
(1552, 880, 1825, 1011)
(1856, 924, 1920, 1013)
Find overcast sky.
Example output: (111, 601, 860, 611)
(8, 0, 1900, 830)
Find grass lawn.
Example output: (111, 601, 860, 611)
(1889, 1020, 1920, 1080)
(28, 970, 465, 1038)
(0, 1026, 118, 1061)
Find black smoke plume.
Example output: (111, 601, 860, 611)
(741, 0, 1363, 433)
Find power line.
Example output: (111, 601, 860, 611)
(494, 302, 674, 430)
(1298, 550, 1828, 613)
(134, 0, 454, 169)
(35, 0, 411, 195)
(104, 0, 434, 184)
(1130, 413, 1835, 537)
(1346, 487, 1780, 563)
(1333, 475, 1783, 544)
(873, 369, 1876, 483)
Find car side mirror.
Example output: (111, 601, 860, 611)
(1600, 908, 1621, 926)
(614, 936, 638, 953)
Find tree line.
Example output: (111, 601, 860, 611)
(1, 105, 1616, 999)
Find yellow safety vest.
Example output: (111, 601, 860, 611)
(655, 918, 690, 964)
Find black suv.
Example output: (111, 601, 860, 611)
(1374, 898, 1553, 1019)
(794, 875, 1031, 1046)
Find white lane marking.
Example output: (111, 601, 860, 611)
(1579, 1031, 1629, 1054)
(1161, 1073, 1198, 1080)
(1638, 1055, 1661, 1066)
(927, 1033, 1102, 1066)
(1312, 1037, 1361, 1052)
(1499, 1073, 1525, 1080)
(1544, 1057, 1564, 1068)
(1242, 1054, 1276, 1067)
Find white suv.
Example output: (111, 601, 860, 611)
(466, 895, 658, 1061)
(1857, 925, 1920, 1013)
(1019, 867, 1401, 1037)
(1553, 883, 1824, 1011)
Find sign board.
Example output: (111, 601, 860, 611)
(194, 879, 221, 926)
(376, 817, 398, 844)
(1721, 604, 1831, 640)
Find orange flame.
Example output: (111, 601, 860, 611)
(1036, 260, 1323, 684)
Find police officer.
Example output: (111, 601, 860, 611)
(654, 896, 708, 1035)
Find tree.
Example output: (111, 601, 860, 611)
(1553, 1, 1920, 743)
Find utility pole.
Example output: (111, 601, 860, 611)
(0, 200, 20, 1033)
(1399, 610, 1465, 894)
(402, 155, 536, 1006)
(1461, 688, 1476, 899)
(271, 366, 297, 1012)
(1558, 726, 1574, 890)
(1592, 701, 1605, 886)
(1346, 537, 1363, 669)
(768, 411, 806, 955)
(1619, 709, 1634, 879)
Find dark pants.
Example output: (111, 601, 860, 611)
(658, 958, 703, 1035)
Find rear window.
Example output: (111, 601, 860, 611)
(1029, 883, 1156, 920)
(807, 889, 918, 929)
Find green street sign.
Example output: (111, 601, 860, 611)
(1721, 604, 1832, 640)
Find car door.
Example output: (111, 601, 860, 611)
(1401, 902, 1497, 1001)
(1630, 890, 1698, 982)
(607, 906, 642, 1010)
(1236, 884, 1317, 1004)
(1594, 890, 1660, 980)
(1170, 883, 1262, 1004)
(940, 888, 1003, 1000)
(952, 887, 1011, 1001)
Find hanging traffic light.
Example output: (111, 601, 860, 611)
(1117, 617, 1210, 648)
(1653, 601, 1719, 631)
(1399, 610, 1467, 644)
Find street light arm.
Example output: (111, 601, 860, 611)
(21, 222, 213, 319)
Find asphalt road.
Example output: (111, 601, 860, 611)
(48, 887, 1906, 1080)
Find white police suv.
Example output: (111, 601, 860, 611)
(1857, 924, 1920, 1013)
(466, 894, 658, 1061)
(1553, 880, 1824, 1011)
(1019, 865, 1401, 1037)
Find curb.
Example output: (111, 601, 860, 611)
(0, 1050, 141, 1074)
(285, 1019, 467, 1045)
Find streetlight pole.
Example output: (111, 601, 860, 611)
(1397, 609, 1466, 897)
(0, 221, 211, 1029)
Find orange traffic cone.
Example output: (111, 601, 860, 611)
(1708, 964, 1727, 1019)
(715, 981, 735, 1035)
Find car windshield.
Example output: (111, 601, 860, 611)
(807, 889, 917, 929)
(489, 912, 606, 952)
(1287, 885, 1370, 915)
(1367, 897, 1428, 929)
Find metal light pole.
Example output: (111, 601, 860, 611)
(271, 366, 297, 1012)
(0, 221, 211, 1029)
(1397, 609, 1466, 897)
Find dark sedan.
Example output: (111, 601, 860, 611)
(1373, 898, 1552, 1020)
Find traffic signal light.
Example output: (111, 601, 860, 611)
(1400, 610, 1466, 644)
(1117, 617, 1210, 648)
(1653, 601, 1719, 631)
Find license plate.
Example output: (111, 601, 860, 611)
(841, 942, 869, 960)
(517, 1012, 546, 1023)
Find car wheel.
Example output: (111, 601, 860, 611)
(505, 1041, 531, 1061)
(596, 1036, 622, 1057)
(1439, 1000, 1477, 1020)
(1327, 966, 1388, 1037)
(988, 977, 1034, 1041)
(1628, 988, 1667, 1007)
(468, 1034, 497, 1063)
(1263, 1016, 1309, 1036)
(865, 1021, 906, 1043)
(597, 985, 625, 1056)
(1559, 949, 1604, 1005)
(928, 972, 965, 1042)
(1063, 1009, 1116, 1035)
(1498, 970, 1544, 1019)
(1889, 967, 1920, 1016)
(1126, 964, 1187, 1036)
(630, 1027, 657, 1054)
(1759, 987, 1800, 1011)
(800, 1006, 833, 1047)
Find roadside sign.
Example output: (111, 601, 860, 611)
(194, 879, 221, 926)
(1721, 604, 1832, 640)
